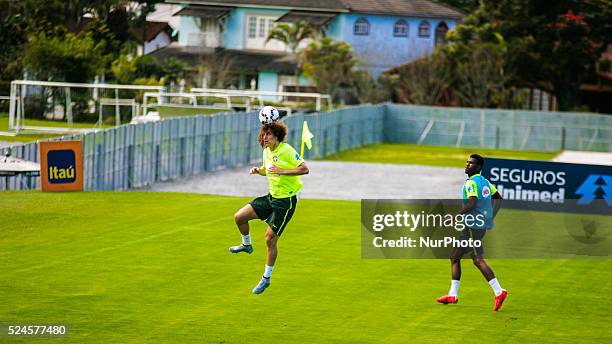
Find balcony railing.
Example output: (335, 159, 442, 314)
(186, 32, 222, 48)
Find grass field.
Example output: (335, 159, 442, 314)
(156, 106, 232, 118)
(320, 143, 559, 167)
(0, 114, 110, 143)
(2, 191, 611, 343)
(0, 107, 230, 144)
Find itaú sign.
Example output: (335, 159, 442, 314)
(39, 140, 83, 192)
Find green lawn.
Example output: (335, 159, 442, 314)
(321, 143, 559, 167)
(1, 191, 610, 343)
(0, 114, 109, 143)
(156, 105, 232, 117)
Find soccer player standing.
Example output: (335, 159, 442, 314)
(437, 154, 508, 311)
(229, 121, 309, 294)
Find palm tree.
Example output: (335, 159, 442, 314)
(266, 20, 315, 91)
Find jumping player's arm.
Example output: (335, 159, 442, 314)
(269, 162, 309, 176)
(250, 150, 267, 176)
(250, 166, 266, 176)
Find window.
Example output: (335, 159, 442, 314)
(245, 14, 285, 51)
(248, 16, 257, 39)
(268, 18, 275, 34)
(354, 17, 369, 35)
(259, 17, 266, 37)
(418, 20, 430, 37)
(435, 22, 449, 46)
(393, 19, 408, 37)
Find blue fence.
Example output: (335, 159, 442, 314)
(1, 105, 384, 191)
(2, 104, 610, 191)
(385, 104, 612, 152)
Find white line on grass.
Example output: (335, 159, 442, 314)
(14, 217, 227, 273)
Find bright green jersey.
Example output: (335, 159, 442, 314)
(263, 142, 304, 198)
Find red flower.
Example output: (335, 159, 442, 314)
(565, 10, 585, 23)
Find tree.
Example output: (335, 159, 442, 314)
(1, 0, 165, 84)
(23, 31, 108, 82)
(111, 54, 162, 84)
(111, 54, 183, 87)
(452, 41, 513, 108)
(130, 0, 165, 47)
(197, 54, 237, 89)
(448, 0, 612, 111)
(22, 0, 123, 32)
(266, 21, 315, 90)
(393, 51, 452, 105)
(82, 18, 123, 63)
(350, 70, 391, 104)
(162, 58, 186, 86)
(0, 10, 28, 83)
(302, 38, 357, 101)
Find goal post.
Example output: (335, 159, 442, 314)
(8, 80, 165, 133)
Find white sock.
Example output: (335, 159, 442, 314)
(263, 265, 274, 278)
(241, 234, 251, 246)
(449, 280, 460, 297)
(489, 278, 503, 296)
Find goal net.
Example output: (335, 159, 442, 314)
(8, 80, 165, 133)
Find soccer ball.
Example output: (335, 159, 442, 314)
(258, 106, 280, 125)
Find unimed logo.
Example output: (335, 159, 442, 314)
(576, 174, 612, 205)
(47, 149, 76, 184)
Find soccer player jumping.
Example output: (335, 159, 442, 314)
(229, 121, 308, 294)
(437, 154, 508, 311)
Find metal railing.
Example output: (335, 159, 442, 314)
(141, 92, 233, 116)
(8, 80, 165, 132)
(191, 88, 333, 111)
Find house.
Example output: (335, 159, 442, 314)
(81, 16, 175, 56)
(131, 21, 174, 55)
(152, 0, 464, 93)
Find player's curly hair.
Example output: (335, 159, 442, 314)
(258, 121, 288, 147)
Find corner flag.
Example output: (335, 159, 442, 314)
(300, 121, 314, 157)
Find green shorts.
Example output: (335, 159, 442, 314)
(451, 228, 487, 259)
(249, 194, 298, 236)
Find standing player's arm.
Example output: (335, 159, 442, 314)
(458, 196, 478, 215)
(250, 165, 266, 176)
(268, 162, 309, 176)
(492, 191, 503, 218)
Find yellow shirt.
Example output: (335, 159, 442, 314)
(263, 143, 304, 198)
